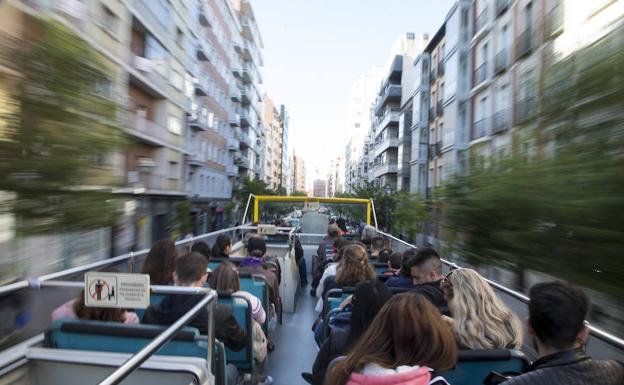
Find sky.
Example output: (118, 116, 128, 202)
(252, 0, 455, 188)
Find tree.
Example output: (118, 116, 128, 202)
(351, 181, 395, 231)
(392, 191, 429, 242)
(0, 19, 125, 234)
(291, 190, 308, 196)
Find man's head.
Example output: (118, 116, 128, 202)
(528, 281, 590, 353)
(327, 224, 342, 239)
(173, 252, 208, 287)
(409, 248, 443, 285)
(370, 237, 386, 257)
(388, 251, 403, 271)
(247, 235, 267, 258)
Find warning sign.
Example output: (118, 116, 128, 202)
(85, 272, 150, 309)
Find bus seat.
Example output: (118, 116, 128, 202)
(213, 340, 227, 385)
(372, 263, 387, 275)
(208, 261, 222, 271)
(44, 319, 208, 358)
(323, 288, 353, 318)
(239, 274, 269, 334)
(440, 349, 530, 385)
(217, 293, 254, 372)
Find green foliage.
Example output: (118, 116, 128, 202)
(291, 190, 308, 196)
(440, 28, 624, 298)
(172, 200, 192, 238)
(392, 191, 429, 241)
(0, 19, 125, 234)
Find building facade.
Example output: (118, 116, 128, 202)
(313, 179, 327, 198)
(280, 105, 292, 194)
(261, 94, 283, 191)
(292, 152, 306, 193)
(326, 155, 344, 197)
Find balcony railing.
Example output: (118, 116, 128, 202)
(492, 109, 509, 134)
(474, 7, 489, 36)
(239, 132, 252, 147)
(473, 62, 488, 87)
(230, 86, 241, 102)
(226, 165, 238, 176)
(495, 0, 510, 17)
(494, 48, 509, 74)
(229, 112, 240, 127)
(378, 110, 400, 129)
(515, 28, 533, 60)
(374, 163, 398, 177)
(544, 3, 564, 39)
(514, 97, 536, 124)
(126, 112, 169, 145)
(374, 84, 402, 114)
(188, 113, 208, 131)
(472, 117, 490, 140)
(376, 136, 400, 154)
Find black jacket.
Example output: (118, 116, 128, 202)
(414, 280, 449, 316)
(502, 348, 624, 385)
(143, 294, 246, 351)
(310, 327, 350, 385)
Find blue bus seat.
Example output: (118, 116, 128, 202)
(440, 349, 530, 385)
(323, 288, 354, 318)
(372, 262, 387, 275)
(208, 261, 222, 271)
(239, 274, 269, 334)
(217, 292, 255, 372)
(44, 319, 208, 358)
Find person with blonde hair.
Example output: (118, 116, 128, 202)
(441, 268, 523, 350)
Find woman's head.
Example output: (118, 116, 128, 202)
(73, 290, 125, 322)
(360, 225, 377, 244)
(442, 268, 523, 350)
(246, 235, 266, 258)
(211, 234, 232, 259)
(191, 241, 211, 260)
(141, 239, 177, 285)
(348, 280, 393, 345)
(335, 244, 375, 287)
(327, 292, 457, 385)
(208, 262, 240, 292)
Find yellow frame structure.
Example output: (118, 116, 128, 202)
(252, 195, 373, 225)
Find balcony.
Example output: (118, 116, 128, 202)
(227, 136, 239, 151)
(389, 55, 403, 81)
(428, 142, 442, 159)
(227, 165, 238, 177)
(187, 149, 205, 167)
(231, 65, 241, 78)
(240, 86, 250, 104)
(235, 155, 249, 168)
(242, 63, 254, 84)
(196, 40, 210, 62)
(229, 112, 240, 127)
(240, 110, 251, 127)
(473, 7, 489, 37)
(374, 84, 402, 115)
(515, 28, 533, 60)
(188, 113, 208, 131)
(492, 109, 509, 134)
(198, 4, 212, 27)
(437, 61, 445, 77)
(129, 54, 168, 96)
(544, 3, 564, 39)
(514, 97, 536, 124)
(375, 136, 400, 155)
(472, 117, 491, 140)
(495, 0, 510, 17)
(230, 86, 241, 102)
(194, 73, 209, 96)
(377, 110, 400, 129)
(374, 162, 398, 178)
(473, 62, 488, 87)
(125, 112, 169, 146)
(239, 132, 252, 148)
(494, 48, 509, 75)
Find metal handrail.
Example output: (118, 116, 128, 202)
(98, 288, 216, 385)
(374, 229, 624, 350)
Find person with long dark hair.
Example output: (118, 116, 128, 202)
(210, 234, 232, 260)
(140, 239, 177, 285)
(303, 280, 392, 385)
(325, 293, 457, 385)
(190, 241, 211, 261)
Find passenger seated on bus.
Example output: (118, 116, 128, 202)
(376, 249, 392, 264)
(325, 292, 456, 385)
(440, 268, 523, 350)
(143, 252, 246, 351)
(211, 234, 232, 260)
(209, 262, 266, 325)
(312, 225, 346, 294)
(407, 248, 448, 312)
(51, 289, 139, 324)
(335, 217, 348, 235)
(238, 235, 280, 306)
(360, 225, 377, 246)
(501, 281, 624, 385)
(314, 238, 348, 299)
(382, 251, 403, 276)
(315, 243, 376, 313)
(369, 237, 386, 260)
(190, 241, 211, 262)
(140, 239, 178, 285)
(303, 280, 392, 385)
(385, 248, 417, 288)
(295, 237, 308, 287)
(317, 224, 343, 261)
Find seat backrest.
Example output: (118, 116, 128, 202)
(239, 274, 269, 335)
(44, 319, 208, 358)
(371, 262, 387, 275)
(213, 340, 227, 385)
(440, 349, 530, 385)
(323, 288, 354, 317)
(217, 293, 254, 372)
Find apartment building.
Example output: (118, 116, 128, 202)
(343, 66, 384, 193)
(261, 94, 284, 191)
(292, 153, 306, 193)
(313, 179, 327, 198)
(280, 105, 292, 194)
(424, 0, 472, 197)
(327, 156, 344, 197)
(229, 0, 264, 181)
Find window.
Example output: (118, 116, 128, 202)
(101, 5, 119, 35)
(168, 162, 178, 179)
(184, 73, 194, 98)
(171, 70, 183, 90)
(176, 27, 184, 47)
(501, 25, 509, 49)
(355, 123, 360, 128)
(94, 78, 113, 99)
(145, 35, 168, 77)
(207, 112, 214, 128)
(168, 115, 182, 135)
